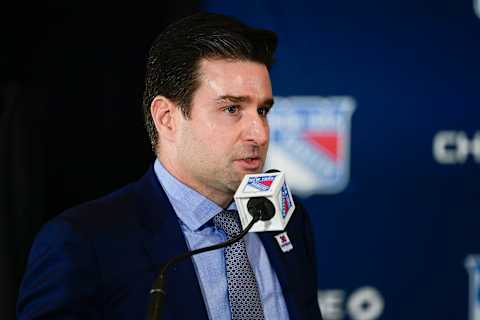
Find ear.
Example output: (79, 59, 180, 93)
(150, 96, 177, 142)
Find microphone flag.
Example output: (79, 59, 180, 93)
(234, 171, 295, 232)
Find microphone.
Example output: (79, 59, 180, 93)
(147, 175, 277, 320)
(234, 169, 295, 232)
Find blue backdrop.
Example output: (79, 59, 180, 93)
(203, 1, 480, 319)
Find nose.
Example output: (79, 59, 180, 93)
(243, 112, 269, 146)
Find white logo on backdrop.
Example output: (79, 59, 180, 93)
(475, 0, 480, 19)
(465, 255, 480, 320)
(318, 287, 384, 320)
(433, 131, 480, 164)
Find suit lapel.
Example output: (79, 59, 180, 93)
(258, 232, 301, 320)
(135, 167, 209, 320)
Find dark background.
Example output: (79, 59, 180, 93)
(2, 1, 479, 319)
(1, 2, 198, 318)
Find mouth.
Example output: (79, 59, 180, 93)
(234, 157, 262, 171)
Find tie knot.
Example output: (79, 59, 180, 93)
(213, 210, 242, 238)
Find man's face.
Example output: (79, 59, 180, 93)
(174, 58, 273, 204)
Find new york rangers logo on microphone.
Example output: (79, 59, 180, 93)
(244, 176, 276, 192)
(280, 183, 292, 218)
(235, 171, 295, 232)
(265, 96, 355, 196)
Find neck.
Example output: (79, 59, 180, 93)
(194, 186, 233, 209)
(158, 156, 233, 208)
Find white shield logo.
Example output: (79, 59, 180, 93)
(265, 96, 355, 196)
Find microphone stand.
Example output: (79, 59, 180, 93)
(147, 214, 261, 320)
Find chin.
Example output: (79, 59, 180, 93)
(226, 164, 263, 189)
(228, 173, 245, 188)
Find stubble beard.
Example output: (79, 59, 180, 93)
(214, 155, 264, 197)
(190, 144, 267, 204)
(223, 151, 266, 193)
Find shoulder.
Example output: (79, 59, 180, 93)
(50, 182, 140, 237)
(28, 182, 139, 258)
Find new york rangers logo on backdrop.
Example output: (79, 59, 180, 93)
(465, 255, 480, 320)
(265, 96, 355, 196)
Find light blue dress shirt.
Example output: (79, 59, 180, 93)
(153, 160, 290, 320)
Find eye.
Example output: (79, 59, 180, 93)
(224, 105, 239, 114)
(257, 106, 272, 117)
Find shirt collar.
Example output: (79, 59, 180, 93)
(153, 159, 236, 231)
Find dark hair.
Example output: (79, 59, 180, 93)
(142, 12, 278, 152)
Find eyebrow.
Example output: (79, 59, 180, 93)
(216, 95, 274, 107)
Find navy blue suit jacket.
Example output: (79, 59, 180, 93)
(17, 167, 322, 319)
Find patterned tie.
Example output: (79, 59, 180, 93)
(213, 210, 265, 320)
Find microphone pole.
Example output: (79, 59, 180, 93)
(147, 197, 274, 320)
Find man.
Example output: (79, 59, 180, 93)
(17, 12, 322, 320)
